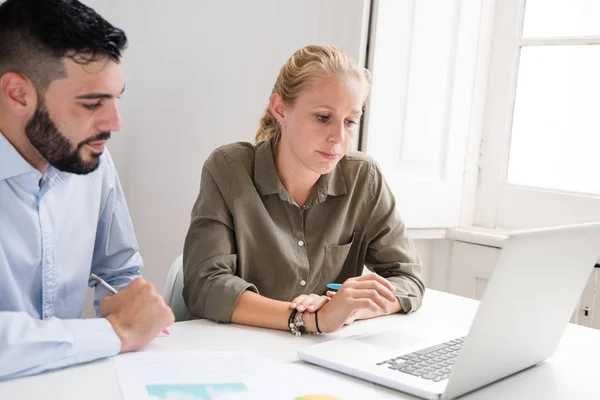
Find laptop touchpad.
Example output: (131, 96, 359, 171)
(354, 330, 421, 349)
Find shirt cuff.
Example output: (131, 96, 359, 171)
(394, 287, 423, 314)
(397, 295, 415, 314)
(387, 275, 424, 314)
(64, 318, 121, 364)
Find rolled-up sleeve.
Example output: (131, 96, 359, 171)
(183, 150, 257, 323)
(364, 163, 425, 313)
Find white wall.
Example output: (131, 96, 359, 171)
(81, 0, 370, 315)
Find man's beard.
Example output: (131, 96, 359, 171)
(25, 101, 111, 175)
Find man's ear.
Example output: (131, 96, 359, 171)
(269, 92, 286, 125)
(0, 72, 38, 117)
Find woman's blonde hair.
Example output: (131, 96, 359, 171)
(255, 44, 371, 143)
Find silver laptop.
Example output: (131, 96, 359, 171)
(298, 223, 600, 399)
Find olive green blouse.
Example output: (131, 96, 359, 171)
(183, 141, 425, 323)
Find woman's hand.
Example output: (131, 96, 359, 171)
(317, 274, 400, 333)
(290, 293, 330, 313)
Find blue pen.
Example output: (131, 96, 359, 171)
(326, 282, 417, 298)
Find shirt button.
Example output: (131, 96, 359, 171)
(300, 280, 307, 287)
(298, 240, 304, 247)
(30, 173, 37, 178)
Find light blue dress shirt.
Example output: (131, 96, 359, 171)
(0, 132, 142, 380)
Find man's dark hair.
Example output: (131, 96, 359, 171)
(0, 0, 127, 93)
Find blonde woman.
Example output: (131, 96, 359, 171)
(183, 45, 424, 335)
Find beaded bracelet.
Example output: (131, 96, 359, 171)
(288, 309, 299, 335)
(288, 309, 320, 336)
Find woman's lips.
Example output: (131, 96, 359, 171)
(318, 151, 339, 160)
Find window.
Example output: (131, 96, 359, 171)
(476, 0, 600, 229)
(362, 0, 489, 228)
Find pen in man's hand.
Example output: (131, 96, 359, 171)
(326, 283, 417, 298)
(91, 273, 170, 336)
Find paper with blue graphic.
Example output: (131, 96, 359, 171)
(114, 351, 260, 399)
(114, 350, 398, 399)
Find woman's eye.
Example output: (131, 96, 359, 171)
(345, 119, 358, 126)
(316, 114, 330, 122)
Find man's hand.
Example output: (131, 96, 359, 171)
(100, 278, 175, 353)
(317, 274, 400, 333)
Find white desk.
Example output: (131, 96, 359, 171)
(2, 289, 600, 399)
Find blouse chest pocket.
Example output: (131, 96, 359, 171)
(324, 231, 355, 270)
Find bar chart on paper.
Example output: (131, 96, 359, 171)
(114, 351, 397, 400)
(114, 352, 259, 400)
(146, 382, 247, 400)
(145, 383, 348, 400)
(294, 396, 341, 400)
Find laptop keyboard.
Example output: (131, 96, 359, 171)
(376, 337, 465, 382)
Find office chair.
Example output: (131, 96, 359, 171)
(164, 254, 189, 322)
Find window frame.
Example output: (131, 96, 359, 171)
(474, 0, 600, 230)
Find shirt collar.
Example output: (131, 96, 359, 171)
(254, 140, 280, 196)
(0, 131, 37, 181)
(321, 160, 347, 197)
(0, 131, 71, 190)
(253, 140, 348, 200)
